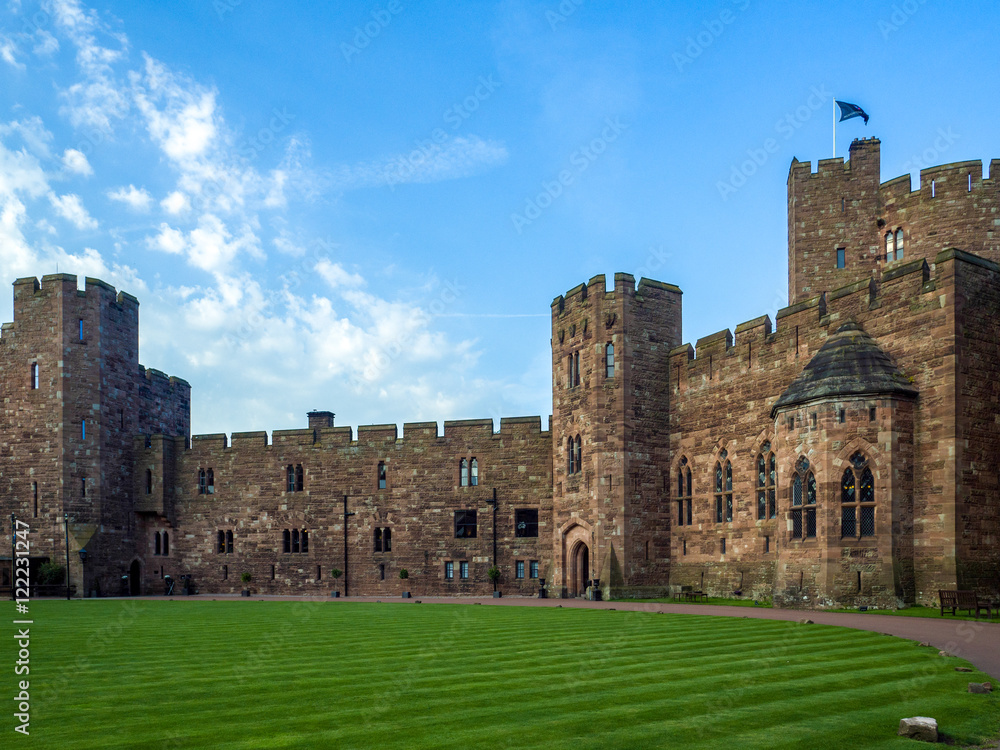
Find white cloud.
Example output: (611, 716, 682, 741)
(131, 54, 217, 161)
(186, 214, 259, 274)
(49, 192, 98, 230)
(107, 184, 152, 210)
(0, 34, 24, 70)
(62, 148, 93, 175)
(161, 190, 190, 214)
(52, 0, 130, 130)
(316, 258, 365, 289)
(147, 222, 186, 254)
(322, 135, 509, 192)
(33, 30, 60, 57)
(0, 117, 54, 160)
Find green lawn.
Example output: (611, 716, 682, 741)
(11, 600, 999, 749)
(634, 595, 771, 607)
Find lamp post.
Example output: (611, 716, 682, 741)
(78, 548, 87, 598)
(343, 495, 355, 598)
(486, 488, 498, 594)
(64, 513, 70, 600)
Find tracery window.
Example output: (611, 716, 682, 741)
(714, 451, 733, 523)
(790, 456, 817, 539)
(841, 452, 876, 538)
(756, 442, 777, 520)
(676, 457, 692, 526)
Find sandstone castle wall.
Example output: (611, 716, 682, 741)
(1, 138, 996, 608)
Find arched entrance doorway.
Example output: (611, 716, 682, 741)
(129, 560, 140, 596)
(569, 541, 589, 598)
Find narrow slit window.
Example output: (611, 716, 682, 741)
(605, 343, 615, 378)
(30, 362, 39, 390)
(574, 351, 580, 386)
(218, 530, 226, 554)
(894, 229, 904, 260)
(282, 529, 290, 554)
(377, 462, 387, 490)
(32, 482, 38, 517)
(155, 532, 161, 556)
(383, 527, 391, 551)
(81, 420, 86, 440)
(146, 469, 152, 495)
(295, 464, 304, 492)
(374, 527, 382, 552)
(286, 465, 295, 493)
(301, 530, 308, 553)
(226, 530, 233, 554)
(460, 458, 468, 487)
(470, 458, 478, 487)
(836, 247, 846, 269)
(163, 531, 169, 555)
(79, 319, 84, 340)
(292, 529, 300, 554)
(206, 468, 214, 494)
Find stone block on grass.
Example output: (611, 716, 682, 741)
(897, 717, 937, 742)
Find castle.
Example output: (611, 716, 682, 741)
(2, 138, 998, 608)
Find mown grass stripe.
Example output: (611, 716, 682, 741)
(18, 601, 999, 749)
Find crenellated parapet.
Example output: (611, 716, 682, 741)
(670, 247, 991, 396)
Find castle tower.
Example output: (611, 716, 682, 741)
(0, 275, 189, 597)
(550, 273, 681, 598)
(787, 138, 882, 304)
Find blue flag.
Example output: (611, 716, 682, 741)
(836, 100, 869, 125)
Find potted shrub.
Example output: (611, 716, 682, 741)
(240, 571, 252, 597)
(488, 565, 502, 597)
(399, 568, 410, 598)
(38, 562, 65, 595)
(330, 568, 342, 598)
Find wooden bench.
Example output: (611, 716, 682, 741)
(939, 590, 994, 618)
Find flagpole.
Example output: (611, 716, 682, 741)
(832, 97, 836, 158)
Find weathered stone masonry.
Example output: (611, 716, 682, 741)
(1, 137, 997, 607)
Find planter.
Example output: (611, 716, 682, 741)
(330, 591, 340, 598)
(401, 592, 411, 598)
(492, 591, 502, 598)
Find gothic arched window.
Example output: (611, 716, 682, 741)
(676, 457, 692, 526)
(715, 452, 732, 523)
(841, 452, 876, 538)
(791, 457, 817, 539)
(756, 442, 776, 520)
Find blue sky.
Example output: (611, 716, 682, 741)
(1, 0, 998, 436)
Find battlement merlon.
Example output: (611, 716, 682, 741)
(11, 274, 141, 329)
(139, 366, 191, 392)
(552, 273, 682, 311)
(787, 137, 881, 182)
(671, 248, 989, 379)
